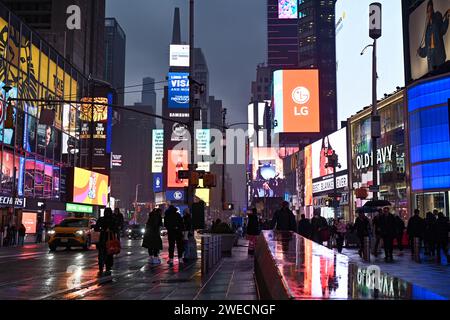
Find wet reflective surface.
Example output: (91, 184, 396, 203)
(261, 231, 448, 300)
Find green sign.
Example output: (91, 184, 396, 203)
(66, 203, 93, 214)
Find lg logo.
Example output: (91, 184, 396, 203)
(292, 86, 310, 104)
(174, 191, 183, 200)
(292, 86, 310, 116)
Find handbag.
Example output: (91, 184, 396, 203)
(106, 231, 121, 255)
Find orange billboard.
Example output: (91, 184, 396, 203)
(273, 69, 320, 133)
(167, 150, 189, 188)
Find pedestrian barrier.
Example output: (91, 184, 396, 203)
(413, 237, 421, 263)
(200, 234, 222, 275)
(363, 236, 371, 262)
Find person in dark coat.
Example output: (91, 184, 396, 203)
(182, 209, 193, 237)
(164, 205, 184, 266)
(424, 211, 436, 256)
(246, 208, 260, 254)
(142, 208, 163, 264)
(407, 209, 425, 255)
(379, 207, 397, 262)
(297, 214, 312, 239)
(394, 212, 406, 254)
(18, 224, 26, 246)
(354, 209, 370, 257)
(113, 208, 124, 238)
(270, 201, 296, 232)
(95, 208, 118, 276)
(311, 210, 328, 245)
(435, 212, 449, 263)
(372, 209, 383, 257)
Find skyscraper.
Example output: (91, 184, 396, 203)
(3, 0, 106, 79)
(105, 17, 126, 106)
(267, 0, 299, 68)
(297, 0, 337, 137)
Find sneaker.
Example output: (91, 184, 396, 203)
(97, 271, 104, 277)
(104, 270, 112, 276)
(154, 257, 161, 265)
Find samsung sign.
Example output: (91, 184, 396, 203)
(168, 73, 189, 109)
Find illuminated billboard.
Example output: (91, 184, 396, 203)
(408, 0, 450, 81)
(196, 129, 210, 156)
(273, 70, 320, 133)
(336, 0, 404, 121)
(167, 149, 189, 188)
(72, 167, 109, 206)
(310, 128, 348, 194)
(251, 147, 285, 198)
(170, 44, 190, 67)
(278, 0, 298, 19)
(304, 145, 313, 206)
(22, 212, 37, 234)
(151, 129, 164, 173)
(168, 73, 189, 109)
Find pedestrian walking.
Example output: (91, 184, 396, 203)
(297, 214, 312, 239)
(246, 208, 260, 254)
(407, 209, 425, 255)
(311, 210, 328, 245)
(435, 212, 449, 263)
(333, 217, 347, 253)
(182, 209, 197, 261)
(35, 220, 43, 243)
(394, 212, 405, 255)
(142, 208, 163, 264)
(18, 224, 26, 246)
(270, 201, 296, 232)
(379, 207, 396, 262)
(424, 211, 436, 257)
(113, 208, 124, 239)
(354, 209, 370, 257)
(94, 208, 119, 277)
(372, 209, 382, 257)
(164, 205, 184, 266)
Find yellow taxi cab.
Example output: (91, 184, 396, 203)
(47, 216, 96, 251)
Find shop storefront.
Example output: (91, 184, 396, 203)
(348, 90, 408, 221)
(407, 74, 450, 217)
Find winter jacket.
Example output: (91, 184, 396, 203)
(246, 214, 260, 236)
(354, 216, 370, 237)
(95, 215, 118, 246)
(407, 215, 425, 238)
(379, 213, 397, 238)
(164, 207, 184, 233)
(298, 219, 312, 238)
(270, 208, 296, 232)
(142, 212, 163, 250)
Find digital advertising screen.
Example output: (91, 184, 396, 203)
(22, 212, 37, 234)
(251, 147, 285, 198)
(408, 0, 450, 81)
(273, 70, 320, 134)
(311, 128, 348, 194)
(151, 129, 164, 173)
(72, 167, 109, 206)
(335, 0, 404, 121)
(0, 83, 17, 146)
(168, 73, 189, 109)
(196, 129, 210, 156)
(278, 0, 298, 19)
(153, 173, 163, 193)
(304, 145, 313, 206)
(167, 149, 189, 188)
(169, 44, 190, 67)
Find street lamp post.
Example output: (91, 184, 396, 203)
(221, 108, 227, 210)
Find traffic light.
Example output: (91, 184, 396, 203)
(189, 171, 200, 186)
(203, 173, 216, 188)
(4, 104, 14, 129)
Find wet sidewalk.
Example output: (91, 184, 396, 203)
(62, 238, 257, 300)
(341, 247, 450, 300)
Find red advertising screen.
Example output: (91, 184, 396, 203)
(22, 212, 37, 234)
(167, 149, 189, 188)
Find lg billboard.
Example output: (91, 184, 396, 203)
(273, 69, 320, 134)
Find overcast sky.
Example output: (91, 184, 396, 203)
(106, 0, 266, 209)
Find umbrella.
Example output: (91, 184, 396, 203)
(363, 200, 392, 207)
(356, 206, 379, 213)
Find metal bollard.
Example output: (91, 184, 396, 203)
(413, 237, 421, 263)
(363, 236, 371, 262)
(211, 236, 216, 266)
(215, 236, 219, 263)
(201, 236, 209, 274)
(208, 235, 213, 270)
(213, 236, 218, 265)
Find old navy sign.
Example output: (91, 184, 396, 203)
(356, 145, 393, 170)
(0, 196, 26, 207)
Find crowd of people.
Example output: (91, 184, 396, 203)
(1, 220, 45, 247)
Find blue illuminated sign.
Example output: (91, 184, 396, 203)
(166, 190, 185, 202)
(153, 173, 163, 193)
(168, 73, 189, 109)
(106, 92, 113, 153)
